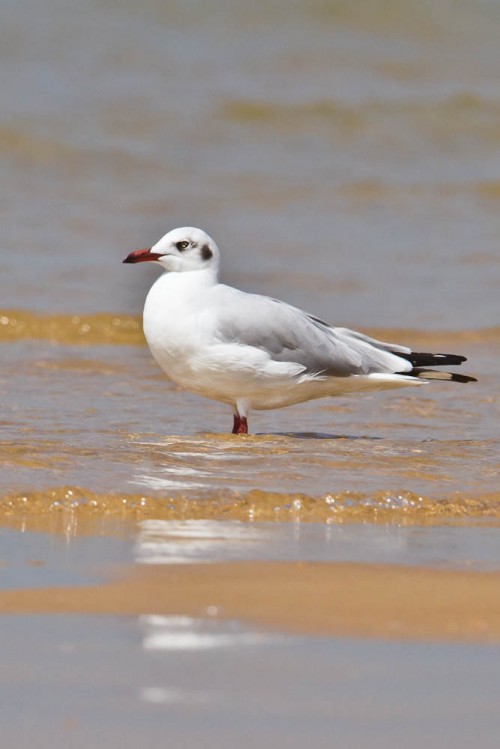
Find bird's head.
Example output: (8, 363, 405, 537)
(123, 227, 220, 273)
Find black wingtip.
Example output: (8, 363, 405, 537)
(399, 351, 468, 368)
(450, 373, 477, 383)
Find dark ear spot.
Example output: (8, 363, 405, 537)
(201, 244, 213, 261)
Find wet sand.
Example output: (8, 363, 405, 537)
(2, 560, 500, 644)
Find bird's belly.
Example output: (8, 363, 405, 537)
(142, 320, 231, 404)
(143, 300, 424, 410)
(144, 330, 288, 406)
(144, 331, 202, 390)
(145, 347, 323, 409)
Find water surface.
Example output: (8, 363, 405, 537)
(1, 2, 500, 747)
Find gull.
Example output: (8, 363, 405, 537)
(124, 227, 476, 434)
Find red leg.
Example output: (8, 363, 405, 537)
(232, 414, 241, 434)
(236, 416, 248, 434)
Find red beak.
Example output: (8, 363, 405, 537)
(123, 248, 162, 264)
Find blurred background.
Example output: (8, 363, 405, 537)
(1, 0, 499, 329)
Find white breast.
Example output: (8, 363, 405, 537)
(142, 269, 218, 387)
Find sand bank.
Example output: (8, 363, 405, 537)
(2, 560, 500, 644)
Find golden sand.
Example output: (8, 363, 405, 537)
(1, 560, 500, 644)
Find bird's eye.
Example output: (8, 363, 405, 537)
(175, 240, 189, 251)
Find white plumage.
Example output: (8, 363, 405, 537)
(124, 227, 475, 434)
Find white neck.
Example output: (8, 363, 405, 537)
(145, 266, 217, 314)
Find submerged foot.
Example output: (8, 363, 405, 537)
(232, 415, 248, 435)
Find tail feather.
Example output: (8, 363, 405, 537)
(394, 349, 477, 383)
(403, 368, 477, 383)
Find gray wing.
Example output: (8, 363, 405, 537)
(211, 287, 412, 377)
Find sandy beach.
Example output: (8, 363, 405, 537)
(2, 559, 500, 643)
(1, 1, 500, 747)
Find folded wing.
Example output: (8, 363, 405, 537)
(212, 289, 414, 377)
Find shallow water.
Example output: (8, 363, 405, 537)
(1, 0, 498, 516)
(1, 334, 497, 519)
(2, 521, 500, 749)
(1, 0, 499, 513)
(1, 1, 500, 746)
(2, 613, 500, 749)
(1, 0, 500, 326)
